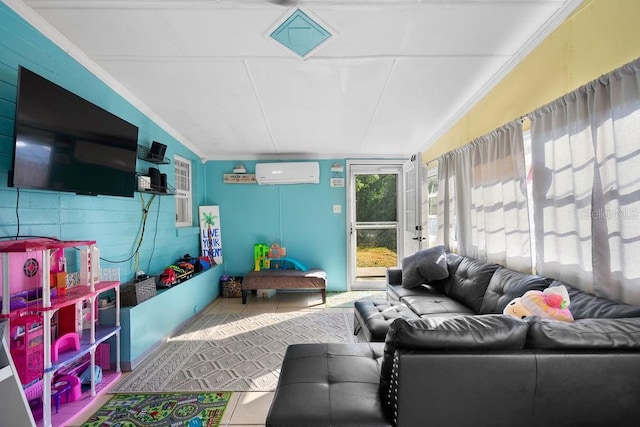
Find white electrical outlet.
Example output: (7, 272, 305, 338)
(333, 204, 342, 214)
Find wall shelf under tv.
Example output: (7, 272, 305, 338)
(137, 145, 170, 165)
(136, 174, 175, 196)
(136, 145, 173, 195)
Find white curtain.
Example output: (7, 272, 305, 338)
(437, 121, 531, 272)
(530, 58, 640, 304)
(436, 152, 457, 253)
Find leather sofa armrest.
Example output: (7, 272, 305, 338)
(390, 350, 537, 426)
(379, 315, 528, 419)
(386, 268, 402, 286)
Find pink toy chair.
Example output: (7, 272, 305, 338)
(51, 332, 80, 362)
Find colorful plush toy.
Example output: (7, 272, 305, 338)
(503, 285, 574, 322)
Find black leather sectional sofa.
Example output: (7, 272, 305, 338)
(266, 253, 640, 426)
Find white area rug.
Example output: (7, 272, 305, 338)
(113, 311, 356, 393)
(326, 290, 387, 308)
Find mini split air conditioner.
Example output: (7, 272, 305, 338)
(255, 162, 320, 185)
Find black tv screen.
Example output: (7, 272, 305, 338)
(11, 66, 138, 197)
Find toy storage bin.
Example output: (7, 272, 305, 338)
(120, 277, 156, 306)
(221, 277, 242, 298)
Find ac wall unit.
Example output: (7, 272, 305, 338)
(255, 162, 320, 185)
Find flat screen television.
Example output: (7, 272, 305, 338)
(10, 66, 139, 197)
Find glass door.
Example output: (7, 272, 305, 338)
(402, 155, 425, 257)
(348, 163, 403, 290)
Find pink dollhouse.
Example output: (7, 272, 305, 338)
(0, 237, 121, 427)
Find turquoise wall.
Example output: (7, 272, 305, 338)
(0, 2, 350, 293)
(205, 160, 348, 291)
(0, 3, 206, 282)
(0, 1, 350, 368)
(99, 268, 220, 369)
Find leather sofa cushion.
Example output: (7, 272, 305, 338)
(550, 280, 640, 319)
(400, 295, 474, 317)
(267, 343, 390, 426)
(479, 267, 552, 314)
(444, 257, 500, 313)
(354, 300, 420, 342)
(387, 283, 444, 302)
(526, 316, 640, 349)
(385, 314, 529, 350)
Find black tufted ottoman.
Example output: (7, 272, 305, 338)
(354, 299, 420, 342)
(266, 343, 391, 426)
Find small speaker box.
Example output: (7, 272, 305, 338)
(150, 141, 167, 160)
(160, 173, 167, 192)
(148, 168, 161, 190)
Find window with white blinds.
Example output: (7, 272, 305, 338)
(174, 155, 192, 227)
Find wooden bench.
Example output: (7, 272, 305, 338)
(241, 269, 327, 304)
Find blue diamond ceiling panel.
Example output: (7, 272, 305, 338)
(270, 9, 332, 58)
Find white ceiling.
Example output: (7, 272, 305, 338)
(14, 0, 582, 160)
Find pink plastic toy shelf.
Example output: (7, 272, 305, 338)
(1, 282, 119, 317)
(0, 237, 96, 314)
(0, 237, 96, 252)
(0, 237, 121, 427)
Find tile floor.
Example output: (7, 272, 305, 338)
(70, 290, 352, 426)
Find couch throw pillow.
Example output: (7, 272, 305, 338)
(401, 245, 449, 288)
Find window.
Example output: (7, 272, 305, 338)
(174, 155, 192, 227)
(434, 58, 640, 303)
(528, 58, 640, 303)
(425, 164, 438, 247)
(435, 121, 531, 271)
